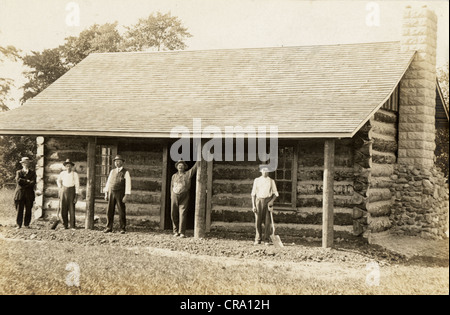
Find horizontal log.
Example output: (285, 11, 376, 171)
(369, 176, 393, 189)
(372, 150, 397, 164)
(371, 163, 394, 177)
(368, 188, 393, 203)
(368, 216, 392, 233)
(118, 141, 164, 152)
(45, 162, 87, 175)
(374, 110, 397, 124)
(215, 161, 261, 168)
(45, 174, 88, 187)
(213, 167, 260, 180)
(128, 192, 161, 204)
(127, 166, 162, 178)
(211, 209, 353, 225)
(298, 168, 354, 181)
(297, 195, 355, 208)
(44, 187, 87, 200)
(212, 181, 253, 195)
(118, 151, 162, 166)
(367, 200, 392, 217)
(297, 181, 354, 196)
(131, 178, 162, 192)
(46, 151, 87, 162)
(212, 194, 252, 207)
(45, 137, 88, 151)
(371, 120, 397, 137)
(372, 138, 397, 153)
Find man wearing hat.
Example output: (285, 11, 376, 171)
(170, 160, 199, 238)
(251, 166, 279, 245)
(14, 157, 36, 229)
(56, 159, 80, 229)
(103, 155, 131, 234)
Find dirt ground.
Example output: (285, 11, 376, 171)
(0, 217, 448, 268)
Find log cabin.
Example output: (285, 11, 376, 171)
(0, 5, 448, 245)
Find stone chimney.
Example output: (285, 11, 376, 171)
(398, 5, 437, 170)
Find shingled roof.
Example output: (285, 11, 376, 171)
(0, 41, 415, 138)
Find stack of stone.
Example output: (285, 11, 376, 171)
(390, 165, 449, 239)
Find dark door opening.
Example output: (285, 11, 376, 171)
(164, 143, 197, 231)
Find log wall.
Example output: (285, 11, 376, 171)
(210, 139, 355, 237)
(42, 137, 163, 222)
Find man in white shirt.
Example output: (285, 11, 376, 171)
(251, 166, 279, 245)
(56, 159, 80, 230)
(103, 155, 131, 234)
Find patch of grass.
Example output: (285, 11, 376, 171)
(0, 188, 16, 225)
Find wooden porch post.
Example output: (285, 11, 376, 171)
(85, 137, 97, 230)
(206, 159, 213, 233)
(160, 144, 169, 230)
(322, 139, 335, 248)
(194, 139, 207, 238)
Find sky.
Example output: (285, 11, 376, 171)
(0, 0, 449, 109)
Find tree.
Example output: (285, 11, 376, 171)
(21, 48, 69, 103)
(0, 44, 20, 111)
(0, 136, 37, 187)
(436, 63, 449, 178)
(1, 44, 37, 187)
(62, 22, 124, 67)
(124, 12, 192, 51)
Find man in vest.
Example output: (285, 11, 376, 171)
(103, 155, 131, 234)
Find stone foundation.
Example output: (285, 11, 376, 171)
(390, 165, 449, 239)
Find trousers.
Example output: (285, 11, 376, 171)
(254, 197, 273, 242)
(107, 190, 127, 231)
(60, 186, 76, 229)
(171, 192, 190, 235)
(15, 199, 33, 228)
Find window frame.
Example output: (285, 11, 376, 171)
(95, 140, 118, 199)
(273, 142, 298, 210)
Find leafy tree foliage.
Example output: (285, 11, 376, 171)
(124, 12, 192, 52)
(0, 44, 20, 111)
(436, 63, 449, 178)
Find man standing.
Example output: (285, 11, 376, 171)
(56, 159, 80, 230)
(171, 160, 198, 238)
(103, 155, 131, 234)
(251, 166, 279, 245)
(14, 157, 36, 229)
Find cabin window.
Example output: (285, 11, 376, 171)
(274, 145, 297, 208)
(95, 145, 117, 198)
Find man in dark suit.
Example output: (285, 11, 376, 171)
(14, 157, 36, 229)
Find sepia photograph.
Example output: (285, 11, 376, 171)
(0, 0, 448, 299)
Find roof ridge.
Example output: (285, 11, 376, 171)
(88, 41, 402, 56)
